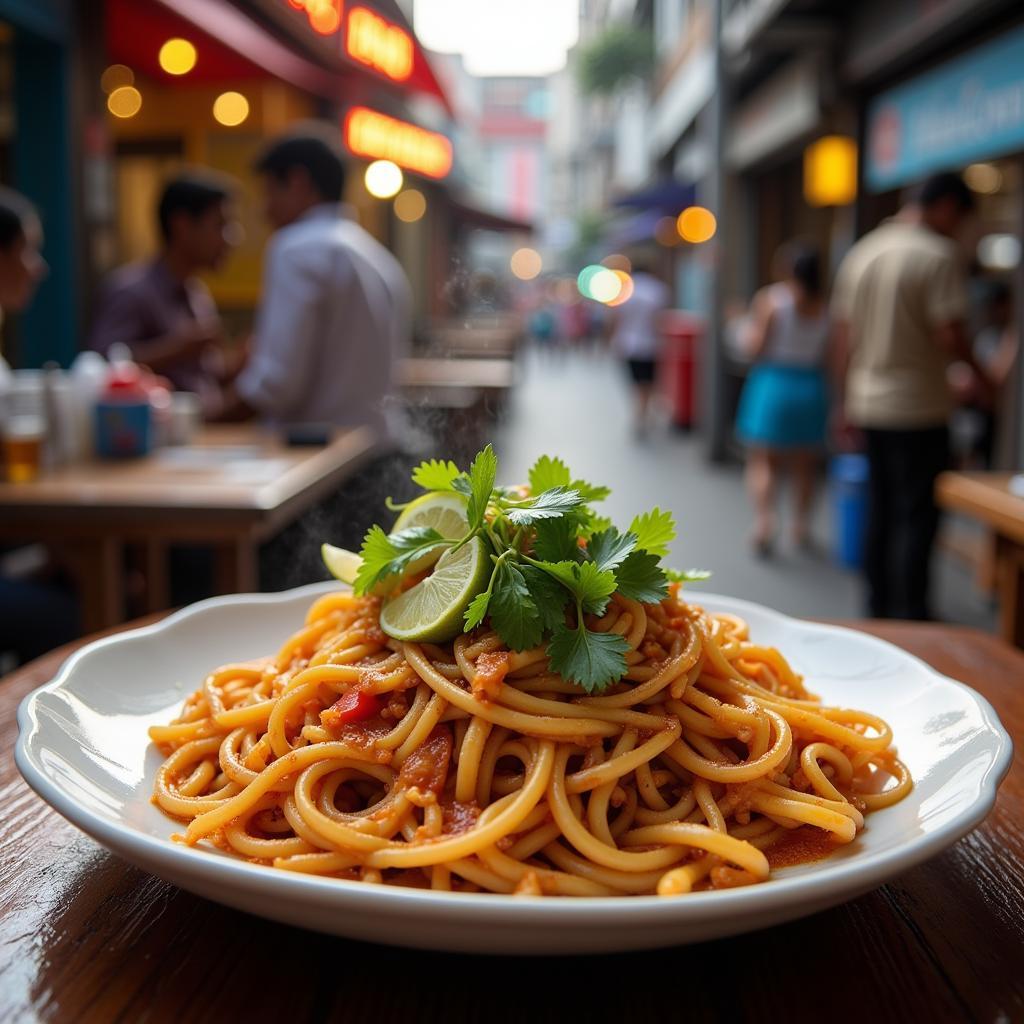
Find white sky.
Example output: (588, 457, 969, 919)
(414, 0, 580, 77)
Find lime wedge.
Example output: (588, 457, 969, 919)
(321, 543, 362, 585)
(321, 492, 468, 594)
(380, 536, 490, 643)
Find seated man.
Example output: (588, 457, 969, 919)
(90, 170, 237, 410)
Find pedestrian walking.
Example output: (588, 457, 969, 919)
(736, 244, 830, 556)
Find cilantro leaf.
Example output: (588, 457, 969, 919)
(665, 567, 712, 584)
(488, 561, 543, 651)
(628, 508, 676, 557)
(585, 528, 637, 573)
(546, 623, 630, 693)
(411, 459, 464, 492)
(528, 455, 571, 494)
(464, 585, 493, 631)
(519, 564, 569, 631)
(466, 444, 497, 531)
(535, 559, 617, 615)
(532, 517, 581, 562)
(355, 525, 447, 594)
(614, 551, 669, 604)
(571, 480, 611, 503)
(506, 486, 583, 525)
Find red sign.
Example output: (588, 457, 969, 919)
(344, 107, 453, 179)
(286, 0, 343, 37)
(345, 6, 412, 82)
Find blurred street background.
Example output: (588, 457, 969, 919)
(0, 0, 1022, 661)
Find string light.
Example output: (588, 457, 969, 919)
(158, 38, 197, 75)
(213, 92, 250, 127)
(107, 86, 142, 119)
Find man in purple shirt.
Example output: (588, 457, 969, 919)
(90, 171, 237, 408)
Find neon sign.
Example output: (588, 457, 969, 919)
(346, 6, 413, 82)
(344, 107, 453, 179)
(286, 0, 343, 37)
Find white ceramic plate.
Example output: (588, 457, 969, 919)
(16, 584, 1012, 955)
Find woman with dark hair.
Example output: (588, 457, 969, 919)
(735, 243, 830, 556)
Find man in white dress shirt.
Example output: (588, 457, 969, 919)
(224, 126, 411, 436)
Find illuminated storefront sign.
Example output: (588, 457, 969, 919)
(286, 0, 343, 37)
(346, 6, 413, 82)
(344, 107, 453, 179)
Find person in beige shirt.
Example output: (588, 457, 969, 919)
(832, 172, 986, 620)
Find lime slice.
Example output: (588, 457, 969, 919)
(392, 491, 469, 576)
(393, 490, 468, 539)
(380, 536, 490, 643)
(321, 543, 362, 585)
(321, 492, 468, 593)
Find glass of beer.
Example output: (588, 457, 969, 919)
(3, 414, 46, 482)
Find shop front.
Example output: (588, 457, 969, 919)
(96, 0, 455, 335)
(862, 18, 1024, 465)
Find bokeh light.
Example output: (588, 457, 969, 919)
(589, 268, 623, 303)
(158, 38, 197, 76)
(309, 1, 341, 34)
(677, 206, 717, 244)
(107, 86, 142, 119)
(965, 163, 1002, 195)
(577, 264, 603, 298)
(605, 271, 634, 307)
(212, 91, 250, 127)
(803, 135, 858, 207)
(364, 160, 404, 199)
(510, 247, 543, 281)
(394, 189, 427, 222)
(100, 64, 134, 93)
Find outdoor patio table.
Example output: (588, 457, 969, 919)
(936, 471, 1024, 647)
(1, 619, 1020, 1022)
(0, 424, 378, 633)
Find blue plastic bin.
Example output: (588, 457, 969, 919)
(830, 454, 869, 569)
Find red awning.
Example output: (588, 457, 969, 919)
(118, 0, 453, 116)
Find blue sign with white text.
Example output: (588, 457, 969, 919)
(866, 24, 1024, 192)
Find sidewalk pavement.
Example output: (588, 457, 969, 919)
(496, 345, 993, 630)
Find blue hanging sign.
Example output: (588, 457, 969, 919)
(865, 24, 1024, 192)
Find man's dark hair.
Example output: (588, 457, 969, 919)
(158, 172, 232, 241)
(918, 172, 975, 214)
(254, 126, 346, 202)
(0, 186, 37, 249)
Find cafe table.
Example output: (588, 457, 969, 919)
(0, 424, 378, 634)
(0, 618, 1020, 1022)
(936, 471, 1024, 647)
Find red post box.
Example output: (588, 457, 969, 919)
(659, 311, 704, 430)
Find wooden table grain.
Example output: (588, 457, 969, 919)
(0, 425, 378, 633)
(1, 620, 1021, 1023)
(936, 471, 1024, 647)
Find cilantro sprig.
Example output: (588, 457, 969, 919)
(353, 445, 709, 694)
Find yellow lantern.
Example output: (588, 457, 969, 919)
(804, 136, 858, 207)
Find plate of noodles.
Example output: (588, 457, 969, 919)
(15, 449, 1013, 954)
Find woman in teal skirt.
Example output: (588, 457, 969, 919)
(736, 246, 830, 556)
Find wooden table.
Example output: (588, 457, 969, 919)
(0, 425, 377, 634)
(1, 619, 1020, 1023)
(936, 471, 1024, 646)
